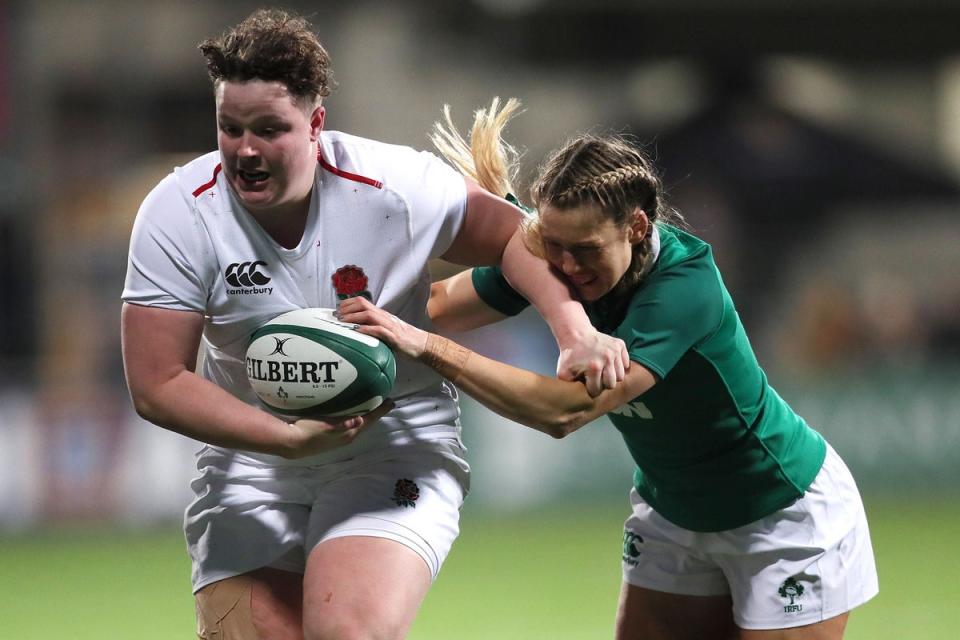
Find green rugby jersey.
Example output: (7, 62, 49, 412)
(471, 224, 826, 532)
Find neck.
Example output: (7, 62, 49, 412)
(250, 196, 311, 249)
(588, 225, 662, 332)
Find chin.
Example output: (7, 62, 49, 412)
(236, 191, 274, 211)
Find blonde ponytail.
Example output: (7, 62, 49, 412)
(430, 97, 524, 197)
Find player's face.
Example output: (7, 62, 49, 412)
(539, 203, 647, 302)
(215, 80, 324, 216)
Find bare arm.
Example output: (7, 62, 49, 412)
(339, 296, 655, 436)
(440, 179, 629, 392)
(428, 270, 508, 333)
(440, 179, 523, 266)
(502, 230, 630, 394)
(121, 303, 390, 458)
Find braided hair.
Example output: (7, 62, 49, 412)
(430, 103, 682, 329)
(530, 135, 684, 330)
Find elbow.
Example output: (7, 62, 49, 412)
(539, 412, 588, 439)
(128, 388, 163, 425)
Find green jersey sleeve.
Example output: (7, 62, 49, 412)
(617, 246, 723, 379)
(471, 266, 531, 317)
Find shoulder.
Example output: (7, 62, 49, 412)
(319, 131, 458, 191)
(650, 225, 720, 292)
(134, 152, 222, 242)
(171, 151, 224, 199)
(622, 225, 724, 326)
(138, 151, 222, 214)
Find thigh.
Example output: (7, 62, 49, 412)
(196, 568, 303, 640)
(306, 443, 469, 579)
(186, 449, 312, 591)
(718, 446, 878, 632)
(616, 582, 737, 640)
(302, 536, 432, 640)
(739, 613, 849, 640)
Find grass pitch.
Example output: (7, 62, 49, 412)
(0, 497, 956, 639)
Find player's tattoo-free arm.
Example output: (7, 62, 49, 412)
(339, 296, 655, 437)
(440, 179, 523, 266)
(499, 231, 630, 395)
(438, 177, 629, 394)
(428, 269, 508, 333)
(120, 303, 388, 458)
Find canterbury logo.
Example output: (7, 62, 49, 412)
(225, 261, 271, 287)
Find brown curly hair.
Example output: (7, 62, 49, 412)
(198, 8, 336, 103)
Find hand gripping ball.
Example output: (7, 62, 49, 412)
(246, 308, 396, 416)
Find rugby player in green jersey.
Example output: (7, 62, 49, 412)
(340, 100, 878, 639)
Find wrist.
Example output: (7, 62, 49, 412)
(419, 334, 472, 382)
(544, 300, 594, 346)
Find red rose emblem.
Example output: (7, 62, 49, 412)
(392, 478, 420, 508)
(332, 265, 371, 300)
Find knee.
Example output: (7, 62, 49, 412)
(303, 611, 403, 640)
(197, 573, 304, 640)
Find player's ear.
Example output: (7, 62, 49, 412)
(310, 105, 325, 141)
(629, 208, 649, 244)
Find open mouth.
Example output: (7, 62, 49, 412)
(238, 169, 270, 184)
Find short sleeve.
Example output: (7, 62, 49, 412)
(122, 174, 214, 312)
(392, 150, 468, 260)
(471, 266, 530, 316)
(617, 260, 723, 379)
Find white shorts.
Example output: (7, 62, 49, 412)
(184, 438, 469, 593)
(622, 444, 878, 630)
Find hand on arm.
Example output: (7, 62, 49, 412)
(121, 303, 387, 458)
(500, 230, 630, 396)
(440, 178, 629, 395)
(338, 296, 655, 437)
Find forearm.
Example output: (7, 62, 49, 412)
(420, 334, 594, 437)
(130, 369, 295, 456)
(428, 271, 508, 333)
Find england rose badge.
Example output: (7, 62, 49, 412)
(332, 264, 372, 301)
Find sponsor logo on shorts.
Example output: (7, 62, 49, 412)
(225, 261, 273, 296)
(392, 479, 420, 508)
(622, 530, 643, 566)
(778, 576, 805, 613)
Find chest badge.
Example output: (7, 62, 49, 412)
(332, 264, 372, 301)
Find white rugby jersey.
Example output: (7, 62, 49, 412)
(123, 131, 468, 465)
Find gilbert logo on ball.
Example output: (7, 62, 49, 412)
(246, 308, 396, 416)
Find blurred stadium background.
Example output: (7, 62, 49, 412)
(1, 0, 958, 637)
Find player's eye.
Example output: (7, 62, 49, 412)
(543, 239, 562, 254)
(220, 124, 242, 137)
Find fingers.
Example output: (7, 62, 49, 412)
(362, 398, 396, 423)
(583, 363, 604, 397)
(601, 358, 618, 391)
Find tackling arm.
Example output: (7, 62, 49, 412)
(440, 179, 629, 394)
(338, 296, 655, 437)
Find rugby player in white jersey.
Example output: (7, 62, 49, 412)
(120, 8, 627, 640)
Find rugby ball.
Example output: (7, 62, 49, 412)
(246, 308, 396, 417)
